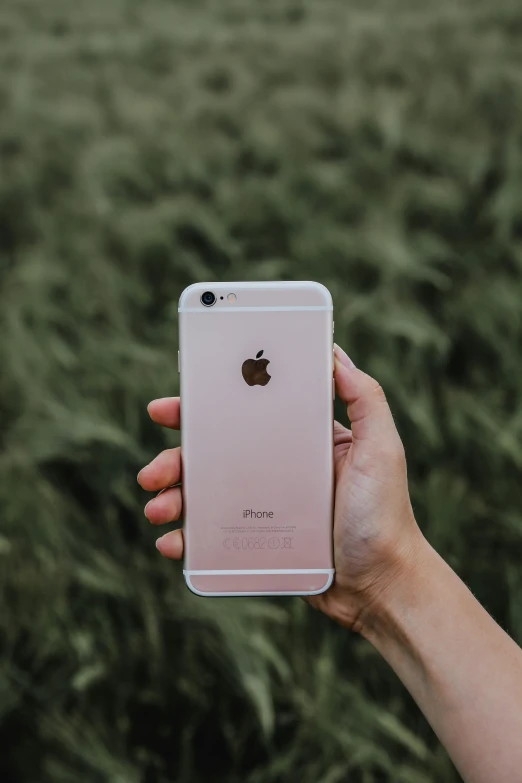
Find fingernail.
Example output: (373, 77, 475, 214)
(144, 500, 151, 518)
(334, 343, 356, 369)
(137, 464, 149, 483)
(156, 535, 167, 553)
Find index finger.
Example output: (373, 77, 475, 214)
(147, 397, 181, 429)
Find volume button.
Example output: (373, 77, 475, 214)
(332, 377, 335, 400)
(177, 350, 180, 374)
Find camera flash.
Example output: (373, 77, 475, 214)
(227, 293, 237, 302)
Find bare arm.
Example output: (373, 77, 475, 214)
(362, 540, 522, 783)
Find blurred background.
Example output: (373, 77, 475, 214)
(2, 0, 522, 780)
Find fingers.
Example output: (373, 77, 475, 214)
(334, 420, 352, 446)
(143, 401, 184, 557)
(138, 447, 181, 492)
(156, 529, 184, 560)
(148, 397, 181, 429)
(333, 344, 401, 448)
(145, 486, 183, 525)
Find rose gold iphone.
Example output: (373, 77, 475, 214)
(178, 281, 334, 597)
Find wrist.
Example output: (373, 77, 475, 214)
(355, 532, 435, 644)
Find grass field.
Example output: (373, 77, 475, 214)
(2, 0, 522, 780)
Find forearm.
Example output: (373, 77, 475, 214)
(362, 538, 522, 783)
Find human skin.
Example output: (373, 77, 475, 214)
(138, 344, 522, 783)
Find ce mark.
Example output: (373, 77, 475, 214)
(223, 538, 240, 550)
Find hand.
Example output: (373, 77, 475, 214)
(137, 344, 425, 633)
(305, 345, 424, 632)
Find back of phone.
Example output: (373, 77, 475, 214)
(179, 281, 334, 596)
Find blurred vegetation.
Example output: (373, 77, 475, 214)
(2, 0, 522, 780)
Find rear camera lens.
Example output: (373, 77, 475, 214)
(201, 291, 216, 307)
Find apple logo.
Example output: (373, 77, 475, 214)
(241, 349, 271, 386)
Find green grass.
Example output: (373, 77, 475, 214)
(2, 0, 522, 780)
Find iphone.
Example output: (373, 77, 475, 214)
(178, 281, 334, 596)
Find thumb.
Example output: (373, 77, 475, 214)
(334, 345, 400, 447)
